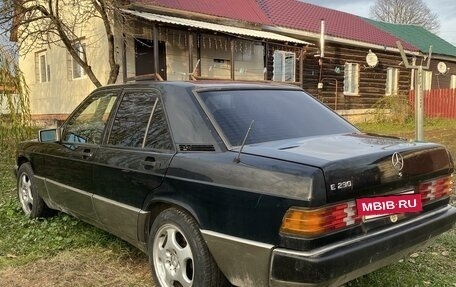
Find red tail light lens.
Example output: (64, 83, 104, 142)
(280, 201, 361, 237)
(418, 175, 453, 203)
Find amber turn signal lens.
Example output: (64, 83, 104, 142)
(280, 201, 360, 237)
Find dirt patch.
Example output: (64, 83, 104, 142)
(0, 248, 152, 287)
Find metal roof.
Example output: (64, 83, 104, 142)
(366, 19, 456, 57)
(257, 0, 417, 50)
(124, 10, 311, 45)
(133, 0, 272, 25)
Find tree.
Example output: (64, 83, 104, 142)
(369, 0, 440, 33)
(0, 45, 32, 159)
(0, 0, 130, 88)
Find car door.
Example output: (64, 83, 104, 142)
(43, 90, 119, 222)
(91, 88, 175, 241)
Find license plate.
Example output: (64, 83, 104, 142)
(356, 192, 422, 219)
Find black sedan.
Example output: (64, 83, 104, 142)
(14, 81, 456, 287)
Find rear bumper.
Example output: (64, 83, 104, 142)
(270, 205, 456, 287)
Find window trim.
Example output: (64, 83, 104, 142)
(273, 50, 296, 82)
(343, 62, 359, 96)
(422, 70, 433, 91)
(71, 42, 88, 80)
(36, 50, 50, 83)
(450, 75, 456, 89)
(386, 67, 399, 96)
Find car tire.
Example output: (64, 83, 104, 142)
(149, 207, 229, 287)
(17, 162, 52, 218)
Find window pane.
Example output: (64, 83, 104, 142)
(109, 91, 157, 147)
(63, 92, 118, 144)
(144, 101, 174, 151)
(273, 51, 283, 81)
(40, 55, 46, 82)
(451, 75, 456, 89)
(199, 90, 358, 146)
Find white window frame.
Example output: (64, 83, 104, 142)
(343, 62, 359, 96)
(71, 42, 87, 80)
(386, 67, 399, 96)
(422, 70, 432, 91)
(273, 50, 296, 82)
(450, 75, 456, 89)
(36, 50, 50, 83)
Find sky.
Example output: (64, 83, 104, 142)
(301, 0, 456, 46)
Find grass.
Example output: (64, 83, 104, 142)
(0, 119, 456, 286)
(0, 151, 151, 286)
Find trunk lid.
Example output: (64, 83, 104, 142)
(240, 133, 454, 203)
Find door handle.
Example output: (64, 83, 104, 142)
(81, 148, 93, 159)
(141, 157, 156, 170)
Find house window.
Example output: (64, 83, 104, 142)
(72, 42, 87, 79)
(273, 51, 295, 82)
(450, 75, 456, 89)
(386, 68, 399, 96)
(35, 51, 50, 83)
(422, 70, 432, 91)
(343, 63, 359, 96)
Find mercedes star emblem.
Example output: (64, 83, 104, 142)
(391, 152, 404, 172)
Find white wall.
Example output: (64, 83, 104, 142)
(19, 16, 112, 117)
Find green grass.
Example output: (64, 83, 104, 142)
(0, 155, 138, 269)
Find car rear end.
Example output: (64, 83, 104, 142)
(271, 144, 456, 287)
(195, 84, 456, 286)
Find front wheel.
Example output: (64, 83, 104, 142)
(149, 207, 228, 287)
(17, 163, 51, 218)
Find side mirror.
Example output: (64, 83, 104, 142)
(38, 128, 61, 143)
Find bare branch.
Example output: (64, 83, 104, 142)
(369, 0, 440, 33)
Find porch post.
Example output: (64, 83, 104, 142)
(188, 32, 194, 80)
(230, 39, 235, 80)
(122, 33, 127, 83)
(299, 48, 304, 88)
(153, 24, 159, 76)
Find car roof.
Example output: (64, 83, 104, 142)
(99, 80, 303, 91)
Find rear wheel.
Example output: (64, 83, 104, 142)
(149, 207, 228, 287)
(17, 163, 51, 218)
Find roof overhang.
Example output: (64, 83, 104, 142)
(263, 25, 419, 55)
(123, 9, 311, 45)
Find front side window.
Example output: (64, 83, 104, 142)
(36, 50, 50, 83)
(72, 42, 87, 79)
(273, 51, 296, 82)
(199, 89, 358, 146)
(343, 62, 359, 96)
(386, 67, 399, 96)
(62, 91, 117, 144)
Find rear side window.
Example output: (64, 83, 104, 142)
(108, 91, 156, 147)
(108, 90, 174, 151)
(199, 89, 358, 146)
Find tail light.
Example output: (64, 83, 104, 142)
(280, 201, 361, 237)
(418, 175, 453, 203)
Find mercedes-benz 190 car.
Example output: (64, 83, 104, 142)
(14, 81, 456, 287)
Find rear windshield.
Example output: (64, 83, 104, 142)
(198, 89, 358, 146)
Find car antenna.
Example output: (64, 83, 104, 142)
(234, 120, 254, 163)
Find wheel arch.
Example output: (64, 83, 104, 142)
(139, 197, 203, 247)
